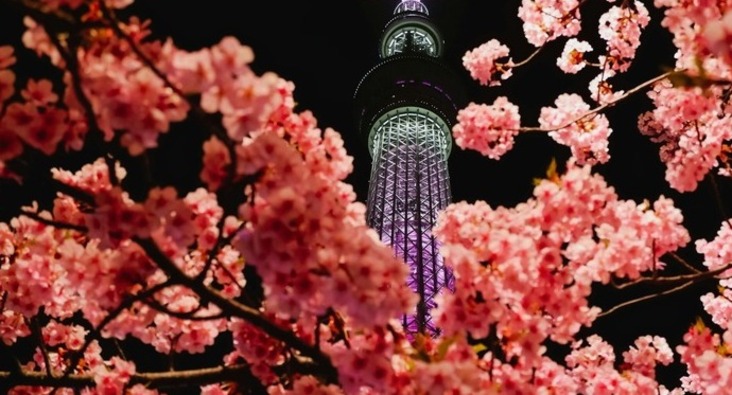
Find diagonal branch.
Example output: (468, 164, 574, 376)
(133, 237, 339, 384)
(142, 297, 226, 322)
(598, 280, 696, 318)
(0, 363, 266, 391)
(42, 11, 119, 185)
(610, 262, 732, 290)
(519, 71, 675, 133)
(20, 209, 87, 232)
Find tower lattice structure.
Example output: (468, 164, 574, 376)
(354, 0, 464, 335)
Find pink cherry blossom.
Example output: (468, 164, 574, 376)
(0, 310, 30, 345)
(588, 67, 625, 104)
(4, 1, 732, 393)
(91, 357, 136, 395)
(702, 10, 732, 66)
(557, 38, 593, 74)
(201, 135, 231, 191)
(433, 159, 689, 383)
(701, 289, 732, 333)
(268, 375, 343, 395)
(598, 2, 650, 72)
(234, 130, 415, 328)
(676, 323, 732, 395)
(22, 17, 62, 66)
(452, 97, 521, 159)
(622, 335, 674, 378)
(518, 0, 583, 47)
(639, 79, 732, 192)
(539, 93, 612, 165)
(696, 219, 732, 274)
(41, 0, 85, 10)
(21, 79, 58, 105)
(462, 39, 512, 86)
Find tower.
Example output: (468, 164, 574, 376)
(354, 0, 464, 335)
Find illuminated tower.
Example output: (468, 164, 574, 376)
(354, 0, 463, 335)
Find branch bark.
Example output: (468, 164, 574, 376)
(133, 237, 339, 384)
(0, 363, 266, 391)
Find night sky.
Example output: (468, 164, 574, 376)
(117, 0, 685, 207)
(1, 0, 728, 385)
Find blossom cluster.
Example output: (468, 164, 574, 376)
(461, 39, 512, 86)
(598, 2, 650, 72)
(234, 129, 415, 328)
(518, 0, 583, 47)
(432, 160, 689, 386)
(557, 38, 593, 74)
(639, 80, 732, 192)
(539, 93, 612, 165)
(452, 97, 521, 159)
(676, 323, 732, 395)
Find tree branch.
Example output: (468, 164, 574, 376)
(519, 71, 674, 133)
(142, 297, 226, 322)
(509, 46, 544, 68)
(0, 363, 266, 391)
(133, 237, 339, 384)
(41, 11, 119, 186)
(19, 209, 87, 232)
(706, 172, 729, 221)
(610, 262, 732, 290)
(668, 252, 703, 274)
(598, 280, 696, 318)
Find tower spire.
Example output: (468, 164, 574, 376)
(394, 0, 429, 15)
(354, 1, 464, 335)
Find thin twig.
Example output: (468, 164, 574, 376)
(707, 172, 729, 221)
(668, 252, 703, 274)
(42, 13, 119, 186)
(611, 262, 731, 290)
(510, 46, 544, 68)
(598, 280, 696, 318)
(520, 71, 675, 133)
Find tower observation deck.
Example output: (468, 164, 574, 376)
(354, 0, 464, 335)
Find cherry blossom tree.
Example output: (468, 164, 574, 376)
(1, 0, 732, 394)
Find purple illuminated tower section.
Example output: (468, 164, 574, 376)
(354, 0, 464, 335)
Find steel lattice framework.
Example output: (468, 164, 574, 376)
(354, 0, 464, 336)
(366, 108, 454, 334)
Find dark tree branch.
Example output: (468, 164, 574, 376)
(133, 237, 339, 384)
(598, 280, 697, 318)
(20, 209, 87, 232)
(61, 281, 173, 377)
(1, 363, 266, 391)
(142, 297, 226, 322)
(520, 71, 675, 133)
(610, 262, 732, 290)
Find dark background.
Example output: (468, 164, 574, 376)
(1, 0, 728, 387)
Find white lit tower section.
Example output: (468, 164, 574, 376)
(354, 0, 464, 335)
